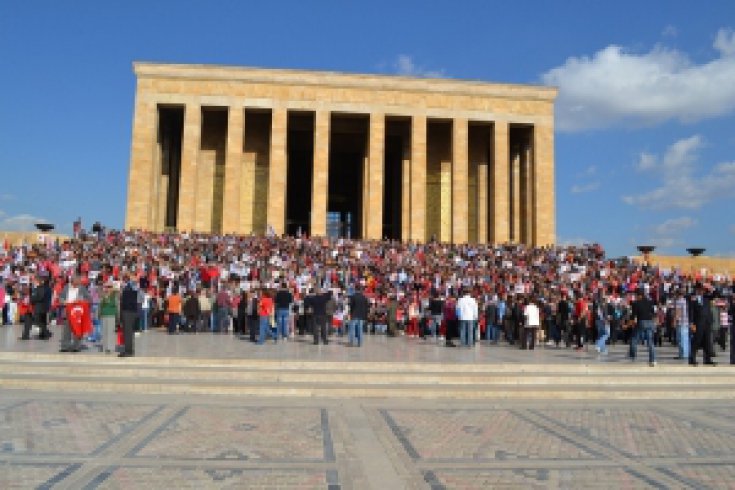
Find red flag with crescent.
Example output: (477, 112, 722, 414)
(65, 301, 92, 337)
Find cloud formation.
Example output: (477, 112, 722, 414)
(622, 135, 735, 210)
(393, 55, 445, 78)
(542, 28, 735, 131)
(570, 182, 600, 194)
(653, 216, 696, 236)
(0, 210, 48, 231)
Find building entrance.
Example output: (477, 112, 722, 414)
(328, 115, 367, 239)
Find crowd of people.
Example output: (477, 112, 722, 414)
(1, 229, 733, 365)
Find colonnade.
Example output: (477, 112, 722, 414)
(129, 103, 554, 246)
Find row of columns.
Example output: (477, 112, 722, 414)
(129, 102, 553, 245)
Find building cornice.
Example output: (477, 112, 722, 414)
(133, 62, 558, 102)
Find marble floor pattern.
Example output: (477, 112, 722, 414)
(1, 390, 734, 489)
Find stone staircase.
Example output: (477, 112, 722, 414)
(1, 352, 734, 400)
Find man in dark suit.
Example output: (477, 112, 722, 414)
(21, 276, 52, 340)
(689, 284, 717, 366)
(348, 286, 369, 347)
(119, 277, 140, 357)
(310, 287, 330, 345)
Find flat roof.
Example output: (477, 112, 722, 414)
(134, 61, 558, 102)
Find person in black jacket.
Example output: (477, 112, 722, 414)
(310, 287, 330, 345)
(119, 277, 139, 357)
(182, 291, 201, 334)
(629, 288, 656, 366)
(22, 276, 52, 340)
(347, 286, 369, 347)
(689, 284, 717, 366)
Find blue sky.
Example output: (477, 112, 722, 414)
(1, 0, 734, 257)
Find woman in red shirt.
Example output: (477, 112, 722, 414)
(257, 289, 275, 344)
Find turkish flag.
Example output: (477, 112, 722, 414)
(65, 301, 92, 338)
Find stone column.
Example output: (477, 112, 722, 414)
(410, 115, 427, 242)
(440, 158, 451, 243)
(523, 144, 534, 245)
(491, 121, 510, 243)
(267, 107, 287, 236)
(534, 123, 555, 246)
(125, 95, 156, 231)
(177, 102, 201, 232)
(311, 110, 330, 237)
(452, 118, 469, 244)
(222, 106, 244, 235)
(511, 146, 521, 243)
(401, 148, 410, 241)
(366, 113, 385, 240)
(477, 162, 488, 244)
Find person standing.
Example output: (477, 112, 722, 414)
(248, 290, 260, 342)
(311, 287, 330, 345)
(594, 297, 610, 355)
(182, 290, 201, 334)
(523, 296, 541, 350)
(630, 288, 656, 367)
(166, 287, 182, 335)
(22, 276, 52, 340)
(484, 297, 498, 343)
(99, 281, 119, 354)
(457, 289, 478, 347)
(257, 289, 276, 344)
(59, 275, 92, 353)
(198, 289, 212, 332)
(119, 277, 138, 357)
(428, 292, 444, 342)
(689, 284, 717, 366)
(348, 285, 369, 347)
(674, 290, 690, 361)
(274, 282, 293, 341)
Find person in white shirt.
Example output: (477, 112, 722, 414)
(456, 289, 479, 347)
(523, 296, 541, 350)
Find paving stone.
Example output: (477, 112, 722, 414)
(92, 466, 333, 489)
(424, 467, 659, 490)
(130, 406, 330, 462)
(533, 408, 735, 458)
(0, 400, 157, 456)
(383, 408, 598, 462)
(0, 462, 79, 489)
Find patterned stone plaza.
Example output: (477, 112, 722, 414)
(2, 390, 735, 489)
(1, 325, 734, 488)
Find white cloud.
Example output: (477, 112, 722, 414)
(635, 152, 658, 172)
(623, 135, 735, 209)
(557, 236, 594, 247)
(393, 55, 445, 78)
(542, 28, 735, 131)
(714, 28, 735, 57)
(570, 182, 600, 194)
(0, 211, 48, 232)
(653, 217, 696, 236)
(662, 25, 678, 39)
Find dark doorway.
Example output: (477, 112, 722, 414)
(158, 106, 184, 230)
(328, 115, 367, 239)
(286, 112, 314, 236)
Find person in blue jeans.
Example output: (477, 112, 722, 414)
(594, 299, 610, 354)
(629, 288, 657, 366)
(348, 286, 369, 347)
(274, 283, 293, 341)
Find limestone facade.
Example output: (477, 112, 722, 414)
(125, 62, 557, 245)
